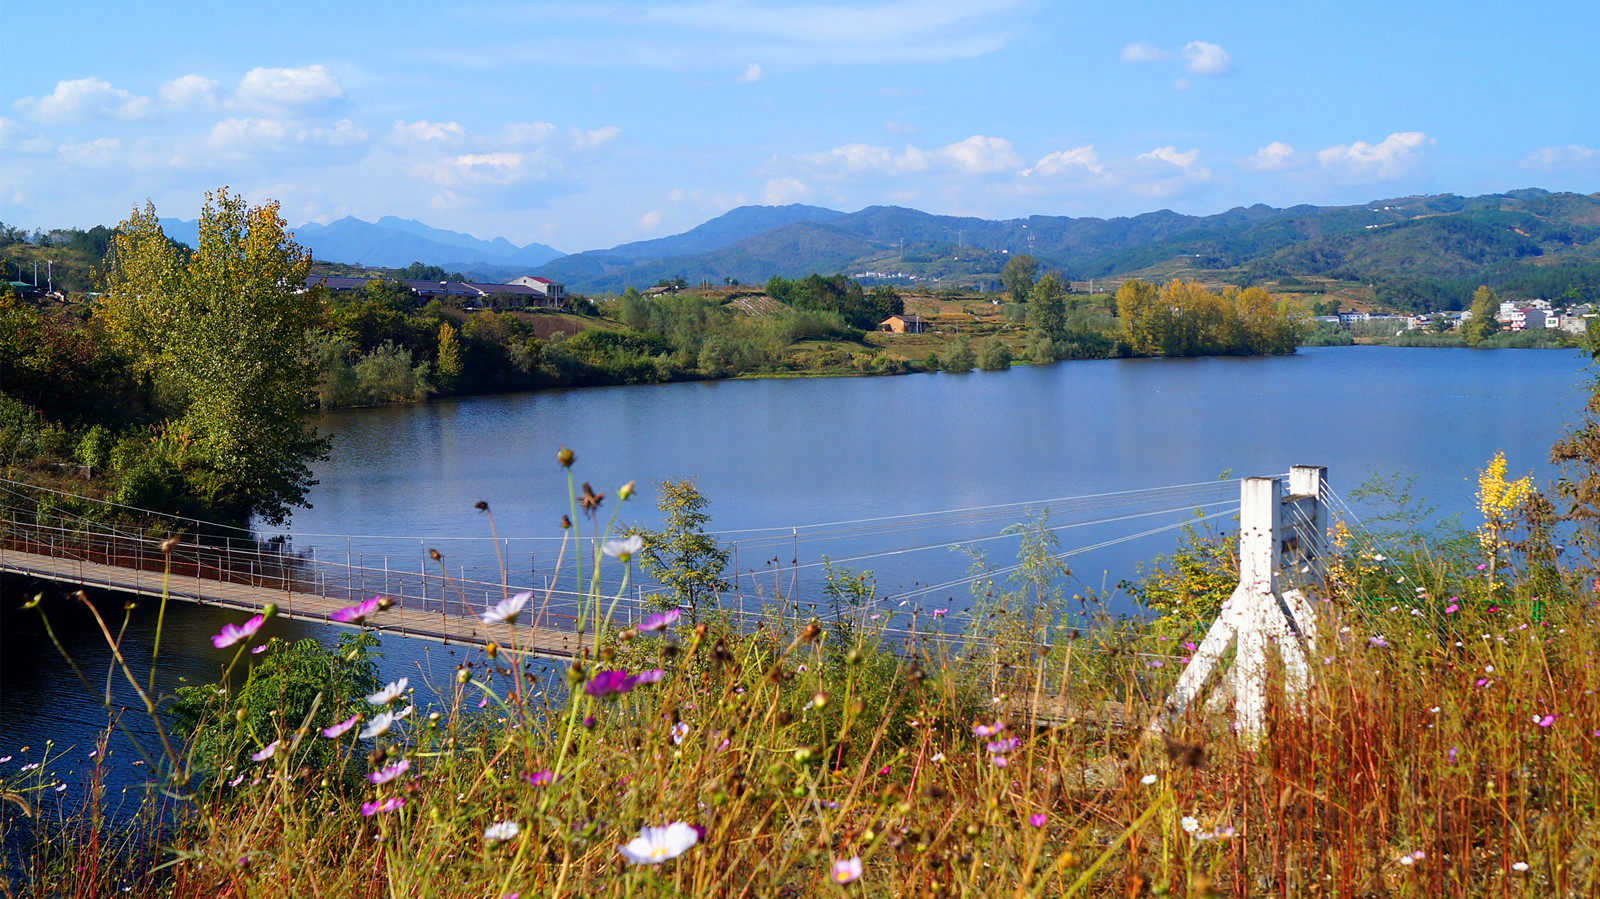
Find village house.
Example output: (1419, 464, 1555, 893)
(879, 313, 930, 334)
(506, 276, 567, 307)
(305, 275, 566, 308)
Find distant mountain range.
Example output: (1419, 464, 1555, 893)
(164, 188, 1600, 310)
(159, 215, 564, 272)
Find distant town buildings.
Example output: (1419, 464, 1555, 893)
(305, 275, 567, 308)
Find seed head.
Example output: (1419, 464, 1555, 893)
(474, 500, 489, 512)
(428, 548, 441, 561)
(159, 536, 179, 553)
(557, 446, 575, 468)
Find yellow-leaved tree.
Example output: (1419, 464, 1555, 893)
(99, 189, 327, 525)
(1476, 450, 1533, 594)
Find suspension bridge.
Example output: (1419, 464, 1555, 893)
(1, 468, 1346, 729)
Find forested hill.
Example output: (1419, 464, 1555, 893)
(526, 189, 1600, 310)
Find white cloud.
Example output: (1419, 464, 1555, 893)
(1020, 146, 1104, 179)
(1238, 141, 1298, 172)
(1315, 131, 1430, 179)
(234, 65, 344, 111)
(502, 121, 558, 144)
(416, 152, 545, 188)
(1019, 144, 1208, 199)
(884, 120, 915, 136)
(638, 209, 663, 230)
(1519, 145, 1600, 172)
(208, 117, 293, 151)
(799, 134, 1018, 179)
(161, 74, 220, 110)
(735, 63, 765, 83)
(15, 77, 153, 122)
(1183, 41, 1233, 75)
(938, 135, 1023, 174)
(302, 119, 368, 147)
(571, 125, 622, 150)
(1172, 78, 1191, 91)
(0, 117, 53, 154)
(58, 138, 122, 167)
(1120, 41, 1169, 62)
(763, 177, 811, 204)
(392, 119, 468, 145)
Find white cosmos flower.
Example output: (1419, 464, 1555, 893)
(394, 704, 413, 720)
(484, 820, 521, 843)
(359, 711, 395, 739)
(368, 677, 408, 705)
(619, 822, 699, 864)
(482, 591, 532, 625)
(603, 535, 645, 561)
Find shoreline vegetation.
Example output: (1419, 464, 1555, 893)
(4, 432, 1600, 896)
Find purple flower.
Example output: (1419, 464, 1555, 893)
(1445, 603, 1459, 614)
(586, 670, 635, 697)
(1533, 714, 1556, 727)
(973, 721, 1005, 737)
(523, 769, 558, 786)
(250, 741, 279, 762)
(331, 597, 381, 625)
(1368, 636, 1389, 648)
(986, 737, 1020, 754)
(931, 609, 948, 618)
(1028, 813, 1047, 828)
(639, 609, 682, 632)
(830, 856, 863, 884)
(212, 615, 265, 649)
(632, 669, 664, 685)
(1448, 746, 1458, 763)
(360, 797, 404, 816)
(322, 714, 360, 738)
(367, 759, 410, 784)
(250, 643, 268, 655)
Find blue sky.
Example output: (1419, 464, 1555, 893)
(3, 1, 1597, 253)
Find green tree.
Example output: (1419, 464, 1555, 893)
(435, 321, 463, 391)
(635, 478, 731, 621)
(939, 338, 976, 372)
(975, 337, 1012, 371)
(1001, 254, 1038, 304)
(1461, 285, 1501, 346)
(98, 189, 328, 525)
(1026, 273, 1067, 341)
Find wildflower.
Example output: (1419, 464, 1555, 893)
(482, 591, 532, 625)
(54, 783, 66, 792)
(640, 609, 682, 632)
(932, 608, 947, 618)
(603, 535, 644, 561)
(394, 705, 413, 720)
(322, 714, 360, 738)
(1512, 862, 1530, 872)
(991, 755, 1008, 768)
(830, 856, 863, 884)
(1533, 714, 1556, 727)
(227, 774, 245, 787)
(0, 756, 9, 763)
(1448, 746, 1458, 763)
(20, 762, 38, 772)
(1140, 774, 1158, 785)
(1368, 636, 1389, 648)
(1028, 813, 1047, 828)
(973, 721, 1005, 737)
(523, 770, 558, 786)
(484, 821, 521, 843)
(633, 669, 665, 685)
(618, 822, 699, 864)
(986, 737, 1020, 754)
(368, 759, 410, 785)
(671, 722, 690, 745)
(1445, 603, 1459, 614)
(359, 712, 395, 739)
(587, 670, 636, 697)
(331, 597, 381, 624)
(251, 644, 268, 654)
(212, 615, 265, 649)
(368, 678, 409, 706)
(250, 741, 279, 762)
(360, 797, 404, 816)
(1180, 816, 1200, 833)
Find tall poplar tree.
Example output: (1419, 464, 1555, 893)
(99, 189, 328, 525)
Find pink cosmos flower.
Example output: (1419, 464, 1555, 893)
(931, 609, 948, 618)
(322, 715, 360, 738)
(523, 769, 559, 786)
(639, 609, 682, 632)
(987, 737, 1020, 754)
(212, 615, 265, 649)
(1533, 714, 1557, 727)
(632, 669, 665, 685)
(830, 856, 863, 884)
(586, 670, 635, 697)
(331, 597, 382, 625)
(367, 759, 410, 784)
(974, 722, 1005, 737)
(1445, 603, 1459, 614)
(250, 741, 279, 762)
(360, 797, 404, 816)
(1029, 813, 1047, 828)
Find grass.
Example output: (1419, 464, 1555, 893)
(4, 464, 1600, 897)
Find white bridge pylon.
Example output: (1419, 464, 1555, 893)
(1152, 465, 1329, 740)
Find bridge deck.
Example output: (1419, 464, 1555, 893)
(1, 546, 587, 658)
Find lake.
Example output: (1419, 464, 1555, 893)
(3, 346, 1593, 799)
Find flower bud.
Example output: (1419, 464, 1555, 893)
(561, 515, 572, 530)
(159, 536, 179, 553)
(811, 691, 829, 709)
(558, 446, 575, 467)
(262, 603, 278, 619)
(619, 481, 635, 500)
(456, 665, 471, 684)
(800, 622, 821, 643)
(428, 548, 441, 561)
(485, 642, 498, 659)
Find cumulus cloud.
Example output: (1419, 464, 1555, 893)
(940, 135, 1024, 174)
(161, 74, 220, 110)
(1019, 144, 1208, 199)
(303, 119, 368, 147)
(735, 63, 765, 83)
(638, 209, 663, 230)
(208, 117, 293, 151)
(58, 138, 122, 166)
(0, 117, 53, 154)
(799, 134, 1020, 179)
(1120, 41, 1169, 62)
(15, 77, 153, 122)
(1519, 144, 1600, 172)
(884, 120, 915, 136)
(416, 152, 544, 188)
(1238, 141, 1298, 172)
(233, 65, 344, 111)
(571, 125, 622, 150)
(392, 119, 468, 144)
(1020, 145, 1105, 179)
(1183, 41, 1233, 75)
(763, 177, 811, 204)
(1314, 131, 1429, 179)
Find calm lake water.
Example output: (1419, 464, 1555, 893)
(3, 346, 1593, 799)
